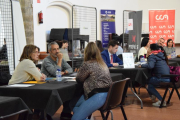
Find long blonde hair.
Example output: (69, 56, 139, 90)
(20, 44, 40, 63)
(84, 42, 107, 69)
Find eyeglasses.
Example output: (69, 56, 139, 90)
(33, 51, 40, 54)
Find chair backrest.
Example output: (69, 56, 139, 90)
(101, 78, 130, 111)
(0, 109, 28, 120)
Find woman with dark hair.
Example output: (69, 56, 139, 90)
(72, 42, 112, 120)
(96, 40, 104, 52)
(139, 44, 170, 107)
(163, 39, 176, 58)
(138, 37, 150, 60)
(8, 45, 46, 84)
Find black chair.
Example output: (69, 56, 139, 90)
(99, 78, 130, 120)
(159, 74, 180, 108)
(0, 109, 29, 120)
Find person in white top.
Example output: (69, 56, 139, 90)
(59, 40, 70, 61)
(8, 45, 46, 84)
(138, 37, 150, 60)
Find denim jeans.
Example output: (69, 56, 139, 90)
(147, 76, 170, 101)
(71, 92, 108, 120)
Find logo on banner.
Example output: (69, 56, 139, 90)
(155, 30, 162, 34)
(132, 35, 136, 42)
(150, 35, 157, 39)
(159, 25, 166, 29)
(159, 35, 166, 38)
(168, 25, 174, 29)
(150, 26, 157, 29)
(168, 35, 174, 38)
(155, 15, 168, 20)
(163, 30, 170, 34)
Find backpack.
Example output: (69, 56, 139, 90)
(169, 66, 180, 82)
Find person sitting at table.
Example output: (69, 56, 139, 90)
(41, 42, 73, 77)
(163, 39, 176, 59)
(138, 37, 150, 60)
(101, 40, 123, 67)
(96, 40, 104, 52)
(72, 42, 112, 120)
(8, 45, 46, 85)
(157, 38, 165, 47)
(139, 44, 170, 107)
(56, 40, 70, 61)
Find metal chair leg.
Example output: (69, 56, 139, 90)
(160, 87, 168, 108)
(100, 111, 106, 120)
(105, 111, 110, 120)
(130, 81, 143, 109)
(167, 88, 174, 104)
(109, 110, 113, 120)
(120, 106, 127, 120)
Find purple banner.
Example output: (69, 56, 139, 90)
(101, 10, 116, 47)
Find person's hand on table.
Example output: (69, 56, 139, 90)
(167, 55, 171, 59)
(112, 63, 119, 67)
(61, 72, 65, 75)
(40, 73, 46, 81)
(138, 65, 141, 68)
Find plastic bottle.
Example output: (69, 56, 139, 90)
(140, 56, 145, 63)
(173, 51, 176, 58)
(56, 69, 61, 81)
(171, 51, 174, 58)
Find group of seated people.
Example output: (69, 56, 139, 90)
(138, 37, 176, 60)
(7, 37, 173, 119)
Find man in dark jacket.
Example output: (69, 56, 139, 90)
(101, 40, 123, 67)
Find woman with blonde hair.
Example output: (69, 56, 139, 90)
(72, 42, 112, 120)
(8, 45, 46, 84)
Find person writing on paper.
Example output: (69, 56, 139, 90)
(139, 44, 169, 107)
(163, 39, 176, 59)
(8, 45, 46, 85)
(41, 42, 73, 77)
(138, 37, 150, 61)
(72, 42, 112, 120)
(101, 40, 123, 67)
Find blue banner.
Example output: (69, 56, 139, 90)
(101, 10, 116, 47)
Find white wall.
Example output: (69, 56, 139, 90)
(33, 0, 180, 54)
(33, 0, 139, 51)
(45, 6, 70, 40)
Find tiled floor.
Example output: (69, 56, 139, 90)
(52, 87, 180, 120)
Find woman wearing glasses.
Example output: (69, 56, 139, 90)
(8, 44, 46, 84)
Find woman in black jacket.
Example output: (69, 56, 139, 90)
(139, 44, 170, 107)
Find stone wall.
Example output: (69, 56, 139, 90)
(19, 0, 34, 44)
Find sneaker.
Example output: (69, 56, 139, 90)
(152, 100, 166, 107)
(150, 95, 156, 102)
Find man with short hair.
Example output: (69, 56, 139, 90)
(101, 40, 123, 67)
(157, 38, 165, 47)
(41, 42, 73, 120)
(41, 42, 73, 77)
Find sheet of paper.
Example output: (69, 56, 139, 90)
(80, 21, 91, 35)
(63, 77, 76, 79)
(122, 53, 135, 68)
(6, 84, 35, 87)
